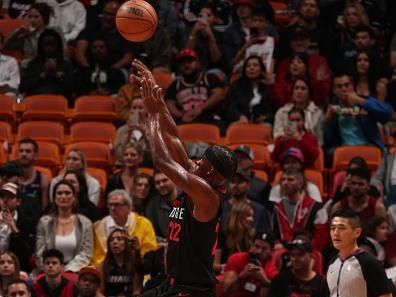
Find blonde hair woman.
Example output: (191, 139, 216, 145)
(49, 148, 100, 206)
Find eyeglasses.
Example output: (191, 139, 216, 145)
(108, 202, 126, 209)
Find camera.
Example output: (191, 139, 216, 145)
(250, 27, 259, 38)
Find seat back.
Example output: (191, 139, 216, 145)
(178, 124, 220, 144)
(0, 122, 13, 144)
(23, 95, 68, 121)
(332, 145, 382, 172)
(73, 96, 116, 122)
(0, 19, 29, 37)
(0, 94, 16, 124)
(65, 142, 112, 169)
(70, 122, 116, 143)
(226, 124, 272, 145)
(16, 121, 64, 147)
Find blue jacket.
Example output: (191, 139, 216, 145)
(324, 96, 393, 150)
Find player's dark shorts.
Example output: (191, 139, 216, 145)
(141, 277, 216, 297)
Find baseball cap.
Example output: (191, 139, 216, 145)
(281, 147, 304, 163)
(79, 266, 102, 283)
(235, 169, 252, 182)
(290, 26, 310, 40)
(286, 238, 312, 252)
(234, 145, 254, 160)
(0, 162, 23, 177)
(0, 183, 18, 197)
(176, 48, 199, 61)
(254, 232, 275, 248)
(233, 0, 256, 8)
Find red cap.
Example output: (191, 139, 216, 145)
(78, 266, 102, 283)
(233, 0, 256, 8)
(176, 48, 199, 61)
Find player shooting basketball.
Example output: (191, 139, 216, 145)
(131, 59, 238, 297)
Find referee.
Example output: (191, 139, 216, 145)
(327, 209, 393, 297)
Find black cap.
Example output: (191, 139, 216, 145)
(0, 162, 23, 177)
(286, 238, 312, 252)
(233, 145, 254, 160)
(254, 232, 275, 248)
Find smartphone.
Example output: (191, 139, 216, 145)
(129, 109, 140, 125)
(249, 253, 261, 264)
(288, 121, 297, 133)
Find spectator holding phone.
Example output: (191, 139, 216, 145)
(233, 10, 275, 76)
(185, 3, 223, 70)
(272, 108, 320, 168)
(273, 78, 323, 145)
(221, 232, 278, 297)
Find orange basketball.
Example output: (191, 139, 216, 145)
(116, 0, 158, 42)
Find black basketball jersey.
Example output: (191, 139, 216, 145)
(166, 189, 224, 291)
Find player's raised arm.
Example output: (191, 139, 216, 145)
(131, 59, 193, 170)
(140, 76, 237, 222)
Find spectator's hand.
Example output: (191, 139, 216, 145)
(129, 236, 140, 251)
(325, 105, 336, 121)
(44, 58, 57, 74)
(239, 263, 256, 279)
(2, 208, 18, 233)
(263, 73, 275, 85)
(376, 78, 388, 101)
(15, 24, 32, 37)
(238, 115, 249, 124)
(346, 92, 365, 106)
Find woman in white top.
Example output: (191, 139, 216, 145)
(273, 78, 324, 145)
(50, 148, 100, 206)
(35, 179, 93, 272)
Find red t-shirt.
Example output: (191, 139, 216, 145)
(224, 252, 278, 297)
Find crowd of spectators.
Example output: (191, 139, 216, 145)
(1, 0, 396, 296)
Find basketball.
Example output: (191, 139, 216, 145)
(115, 0, 158, 42)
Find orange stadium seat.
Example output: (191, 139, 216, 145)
(273, 169, 324, 195)
(16, 121, 64, 147)
(87, 167, 108, 190)
(22, 95, 68, 122)
(70, 122, 116, 143)
(152, 69, 174, 91)
(73, 96, 116, 122)
(65, 142, 112, 169)
(11, 141, 61, 171)
(226, 124, 272, 145)
(35, 166, 54, 180)
(138, 167, 154, 176)
(0, 94, 17, 125)
(0, 19, 29, 38)
(0, 145, 7, 163)
(0, 122, 14, 144)
(178, 124, 221, 144)
(332, 145, 382, 172)
(252, 169, 268, 182)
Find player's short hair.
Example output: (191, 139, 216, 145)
(204, 145, 238, 181)
(332, 209, 362, 228)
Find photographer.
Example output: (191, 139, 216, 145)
(221, 232, 278, 297)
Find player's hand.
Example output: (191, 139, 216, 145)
(140, 77, 163, 114)
(131, 59, 157, 86)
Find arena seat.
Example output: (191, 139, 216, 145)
(0, 19, 29, 38)
(70, 122, 116, 143)
(0, 94, 17, 126)
(22, 95, 68, 122)
(332, 145, 382, 172)
(178, 123, 221, 144)
(16, 121, 65, 148)
(226, 124, 272, 145)
(73, 95, 116, 122)
(65, 142, 112, 170)
(0, 122, 14, 144)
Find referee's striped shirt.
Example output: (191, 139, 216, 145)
(327, 249, 393, 297)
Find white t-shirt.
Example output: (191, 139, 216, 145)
(245, 36, 275, 72)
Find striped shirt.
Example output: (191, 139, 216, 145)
(327, 249, 392, 297)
